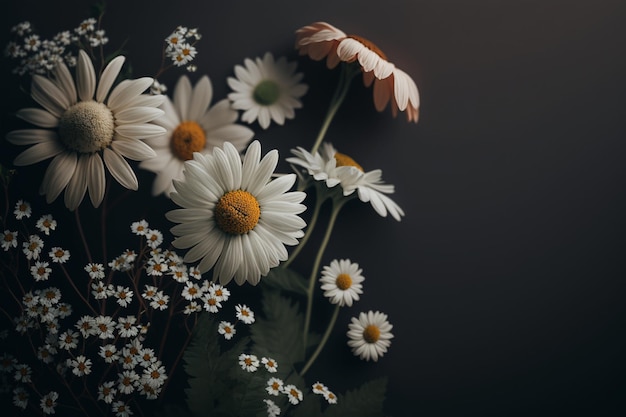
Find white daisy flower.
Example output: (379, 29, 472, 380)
(218, 321, 236, 340)
(264, 398, 281, 417)
(283, 384, 303, 405)
(261, 357, 278, 373)
(130, 219, 149, 235)
(227, 52, 308, 129)
(6, 50, 165, 210)
(117, 316, 139, 338)
(347, 310, 394, 362)
(99, 344, 120, 363)
(166, 140, 307, 285)
(238, 353, 259, 372)
(91, 281, 112, 299)
(141, 361, 167, 388)
(145, 229, 164, 249)
(181, 282, 202, 300)
(146, 256, 168, 276)
(209, 282, 230, 302)
(13, 199, 32, 219)
(38, 287, 61, 306)
(40, 391, 58, 415)
(319, 259, 364, 307)
(266, 377, 284, 396)
(30, 261, 52, 281)
(183, 301, 202, 315)
(142, 285, 159, 300)
(118, 370, 140, 394)
(58, 330, 79, 350)
(311, 381, 328, 395)
(14, 363, 32, 383)
(203, 295, 222, 313)
(111, 400, 133, 417)
(0, 230, 18, 251)
(84, 262, 105, 279)
(97, 381, 117, 404)
(69, 354, 92, 376)
(235, 304, 255, 324)
(22, 234, 44, 260)
(114, 286, 134, 307)
(150, 291, 170, 310)
(94, 315, 116, 339)
(49, 247, 70, 263)
(323, 390, 338, 404)
(12, 386, 29, 410)
(140, 75, 254, 197)
(35, 214, 57, 235)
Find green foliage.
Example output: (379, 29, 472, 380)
(261, 267, 308, 295)
(323, 378, 388, 417)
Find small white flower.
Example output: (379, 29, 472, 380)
(141, 361, 167, 388)
(118, 369, 140, 394)
(146, 256, 168, 276)
(203, 295, 222, 313)
(238, 353, 259, 372)
(112, 400, 133, 417)
(0, 230, 18, 251)
(283, 384, 303, 405)
(85, 263, 105, 279)
(311, 381, 328, 395)
(12, 386, 29, 409)
(40, 391, 58, 415)
(99, 344, 120, 363)
(149, 291, 170, 311)
(13, 200, 31, 219)
(30, 261, 52, 281)
(114, 286, 134, 307)
(58, 330, 79, 350)
(266, 377, 284, 396)
(75, 315, 97, 338)
(145, 229, 163, 249)
(142, 285, 159, 300)
(218, 321, 236, 340)
(117, 316, 139, 338)
(22, 234, 44, 260)
(69, 355, 92, 376)
(209, 283, 230, 302)
(131, 220, 149, 236)
(319, 259, 365, 307)
(97, 381, 117, 404)
(261, 357, 278, 373)
(323, 390, 338, 404)
(14, 363, 32, 383)
(49, 247, 70, 263)
(347, 310, 394, 362)
(235, 304, 255, 324)
(35, 214, 57, 235)
(94, 315, 116, 339)
(264, 398, 281, 417)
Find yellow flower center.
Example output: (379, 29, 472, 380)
(363, 324, 381, 343)
(58, 100, 115, 153)
(215, 190, 261, 235)
(347, 34, 388, 61)
(335, 273, 353, 290)
(171, 121, 206, 160)
(334, 152, 363, 171)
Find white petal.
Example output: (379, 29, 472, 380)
(87, 153, 106, 207)
(173, 75, 192, 121)
(111, 137, 156, 161)
(76, 50, 96, 101)
(114, 107, 164, 125)
(64, 153, 89, 210)
(6, 129, 58, 145)
(40, 152, 77, 203)
(96, 55, 126, 103)
(115, 124, 166, 140)
(107, 77, 153, 111)
(52, 62, 77, 105)
(16, 108, 59, 128)
(103, 148, 138, 190)
(188, 76, 213, 121)
(13, 141, 64, 166)
(31, 75, 68, 118)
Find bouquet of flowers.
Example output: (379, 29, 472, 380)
(1, 5, 419, 417)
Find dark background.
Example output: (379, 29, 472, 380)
(2, 1, 626, 416)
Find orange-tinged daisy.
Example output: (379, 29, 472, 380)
(295, 21, 419, 123)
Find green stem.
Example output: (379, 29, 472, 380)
(300, 304, 340, 376)
(302, 196, 347, 352)
(283, 184, 325, 269)
(310, 63, 359, 155)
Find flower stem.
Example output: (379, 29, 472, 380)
(310, 63, 359, 155)
(300, 304, 340, 376)
(302, 196, 347, 352)
(74, 207, 93, 264)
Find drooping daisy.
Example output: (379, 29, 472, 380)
(140, 75, 254, 197)
(6, 50, 165, 210)
(288, 143, 404, 221)
(227, 52, 308, 129)
(312, 381, 328, 395)
(166, 140, 307, 285)
(347, 310, 394, 362)
(320, 259, 364, 307)
(238, 353, 260, 372)
(295, 21, 419, 122)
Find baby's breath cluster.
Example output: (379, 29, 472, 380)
(4, 18, 108, 76)
(164, 26, 201, 71)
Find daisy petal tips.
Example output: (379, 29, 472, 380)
(166, 140, 307, 286)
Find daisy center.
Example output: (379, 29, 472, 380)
(215, 190, 261, 235)
(347, 35, 388, 60)
(253, 80, 281, 105)
(334, 152, 363, 171)
(171, 121, 206, 160)
(363, 324, 381, 343)
(58, 100, 115, 153)
(335, 273, 353, 290)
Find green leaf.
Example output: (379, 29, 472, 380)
(323, 378, 388, 417)
(250, 289, 306, 367)
(261, 267, 308, 295)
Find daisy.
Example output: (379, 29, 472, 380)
(114, 286, 134, 307)
(117, 316, 139, 338)
(1, 230, 18, 251)
(30, 261, 52, 281)
(6, 50, 165, 210)
(218, 321, 236, 340)
(91, 281, 113, 299)
(99, 344, 120, 363)
(283, 384, 303, 405)
(131, 219, 149, 235)
(14, 363, 32, 383)
(145, 229, 163, 249)
(85, 262, 105, 279)
(12, 386, 29, 410)
(235, 304, 255, 324)
(209, 282, 230, 302)
(183, 301, 202, 315)
(166, 140, 307, 285)
(35, 214, 57, 235)
(347, 310, 394, 362)
(227, 52, 308, 129)
(150, 291, 170, 311)
(58, 330, 79, 350)
(181, 282, 202, 300)
(13, 199, 32, 219)
(320, 259, 364, 307)
(238, 353, 259, 372)
(38, 287, 61, 306)
(203, 295, 222, 313)
(97, 382, 117, 404)
(323, 390, 338, 404)
(40, 391, 58, 415)
(311, 381, 328, 395)
(264, 399, 281, 417)
(141, 361, 167, 389)
(69, 354, 92, 376)
(140, 75, 254, 197)
(112, 400, 133, 417)
(118, 370, 140, 395)
(94, 315, 116, 339)
(142, 285, 159, 300)
(266, 377, 284, 396)
(22, 234, 44, 260)
(295, 21, 419, 122)
(261, 357, 278, 373)
(48, 247, 70, 263)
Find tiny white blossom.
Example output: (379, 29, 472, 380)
(262, 357, 278, 373)
(0, 230, 18, 251)
(131, 220, 149, 235)
(85, 263, 105, 279)
(14, 199, 31, 219)
(266, 377, 284, 396)
(283, 384, 303, 405)
(218, 321, 236, 340)
(49, 247, 70, 263)
(235, 304, 255, 324)
(238, 353, 259, 372)
(40, 391, 58, 415)
(35, 214, 57, 235)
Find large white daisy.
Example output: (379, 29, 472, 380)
(227, 52, 308, 129)
(347, 310, 394, 362)
(6, 50, 165, 210)
(287, 143, 404, 221)
(295, 21, 419, 123)
(165, 140, 307, 286)
(139, 75, 254, 197)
